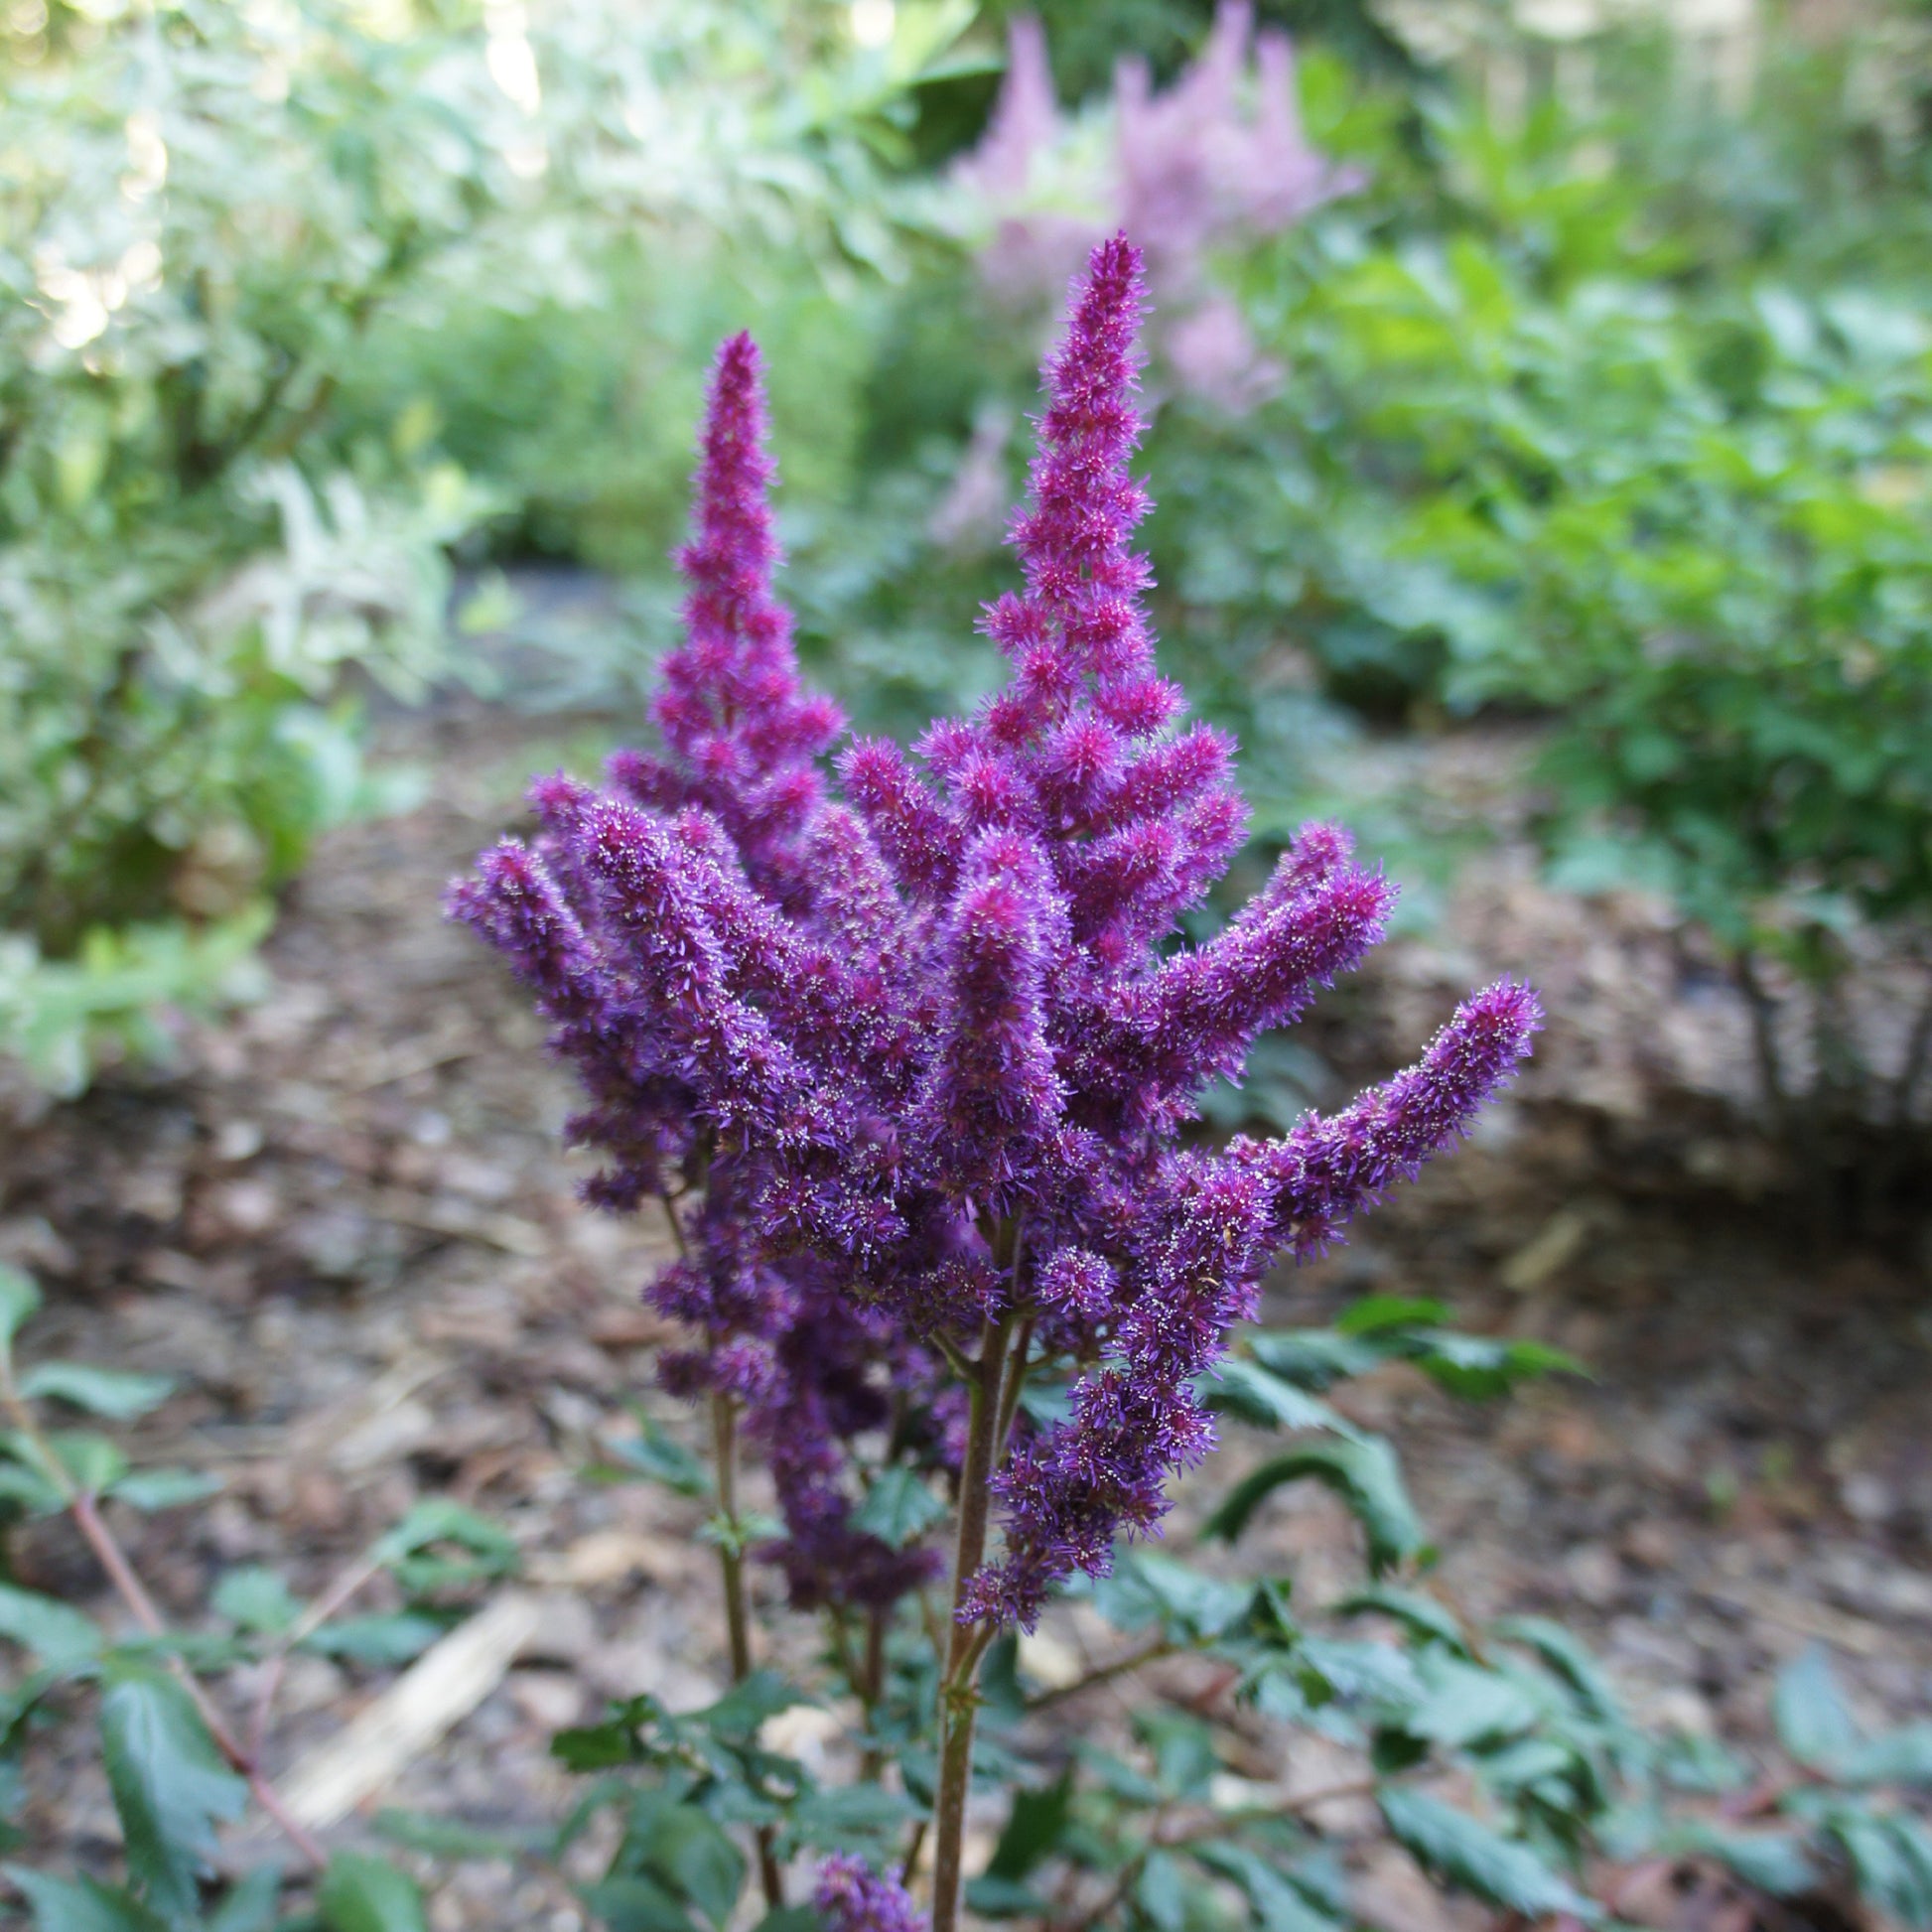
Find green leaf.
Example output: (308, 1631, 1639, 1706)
(0, 1452, 67, 1516)
(108, 1469, 224, 1513)
(1773, 1646, 1861, 1772)
(1195, 1846, 1344, 1932)
(1338, 1587, 1469, 1656)
(1335, 1297, 1447, 1336)
(627, 1801, 746, 1930)
(1406, 1655, 1544, 1750)
(987, 1773, 1073, 1881)
(1246, 1330, 1381, 1391)
(47, 1432, 127, 1495)
(1492, 1617, 1623, 1725)
(213, 1567, 302, 1635)
(4, 1867, 170, 1931)
(1206, 1438, 1430, 1575)
(1201, 1361, 1364, 1441)
(598, 1417, 712, 1501)
(1380, 1789, 1598, 1920)
(0, 1267, 43, 1350)
(1827, 1809, 1932, 1929)
(849, 1467, 946, 1550)
(1097, 1550, 1251, 1642)
(1138, 1851, 1186, 1932)
(749, 1910, 819, 1932)
(1408, 1333, 1585, 1403)
(207, 1866, 285, 1932)
(580, 1874, 695, 1932)
(98, 1665, 248, 1918)
(696, 1670, 808, 1740)
(788, 1784, 918, 1851)
(19, 1364, 173, 1422)
(0, 1583, 102, 1669)
(318, 1852, 430, 1932)
(374, 1499, 517, 1591)
(374, 1807, 546, 1862)
(1664, 1823, 1816, 1897)
(1840, 1725, 1932, 1787)
(302, 1613, 446, 1665)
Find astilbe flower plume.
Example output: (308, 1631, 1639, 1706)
(453, 239, 1538, 1639)
(954, 3, 1364, 409)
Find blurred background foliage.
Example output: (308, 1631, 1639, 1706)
(3, 0, 1931, 1155)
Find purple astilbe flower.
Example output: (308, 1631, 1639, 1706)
(455, 235, 1538, 1646)
(955, 2, 1363, 407)
(815, 1855, 922, 1932)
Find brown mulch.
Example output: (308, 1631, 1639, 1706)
(3, 704, 1928, 1928)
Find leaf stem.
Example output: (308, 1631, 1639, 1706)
(1, 1355, 328, 1869)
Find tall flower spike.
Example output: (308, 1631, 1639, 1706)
(650, 332, 843, 896)
(457, 236, 1538, 1674)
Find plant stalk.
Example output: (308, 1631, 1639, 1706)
(709, 1387, 784, 1911)
(930, 1315, 1012, 1932)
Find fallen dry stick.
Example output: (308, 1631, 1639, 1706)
(279, 1590, 547, 1830)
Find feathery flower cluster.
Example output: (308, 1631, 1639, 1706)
(955, 3, 1363, 409)
(453, 238, 1537, 1637)
(815, 1854, 923, 1932)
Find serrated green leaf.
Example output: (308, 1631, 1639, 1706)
(99, 1665, 247, 1918)
(0, 1583, 101, 1669)
(1206, 1438, 1429, 1575)
(849, 1467, 946, 1550)
(1773, 1645, 1861, 1772)
(318, 1852, 430, 1932)
(108, 1468, 223, 1512)
(213, 1567, 303, 1635)
(1380, 1788, 1598, 1920)
(20, 1363, 173, 1422)
(0, 1267, 43, 1351)
(4, 1866, 170, 1931)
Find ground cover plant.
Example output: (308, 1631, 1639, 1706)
(0, 0, 962, 1096)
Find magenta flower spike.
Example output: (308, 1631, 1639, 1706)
(453, 233, 1538, 1658)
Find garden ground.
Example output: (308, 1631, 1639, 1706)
(5, 703, 1928, 1931)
